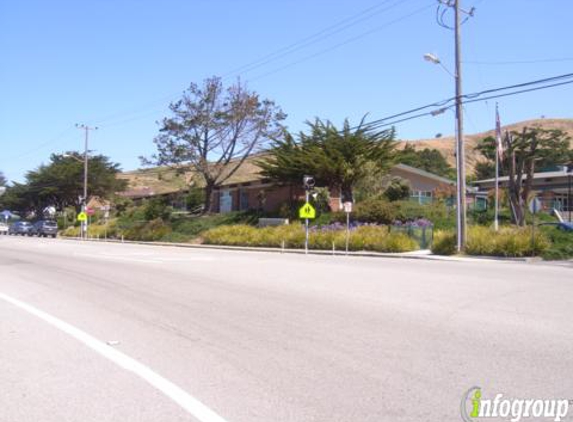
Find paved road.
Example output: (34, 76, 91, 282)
(1, 236, 572, 422)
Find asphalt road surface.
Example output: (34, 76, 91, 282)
(1, 236, 572, 422)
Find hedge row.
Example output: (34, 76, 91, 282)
(431, 226, 550, 257)
(202, 224, 419, 253)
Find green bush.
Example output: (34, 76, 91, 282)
(431, 230, 457, 255)
(432, 226, 550, 257)
(383, 177, 411, 202)
(352, 199, 398, 224)
(466, 226, 549, 257)
(123, 219, 172, 241)
(185, 187, 205, 212)
(202, 223, 419, 253)
(144, 198, 172, 221)
(540, 227, 573, 260)
(346, 199, 455, 229)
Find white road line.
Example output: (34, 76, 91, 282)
(0, 292, 229, 422)
(72, 252, 163, 264)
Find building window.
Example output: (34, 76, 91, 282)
(411, 190, 433, 205)
(219, 190, 232, 213)
(239, 190, 249, 211)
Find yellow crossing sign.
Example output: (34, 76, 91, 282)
(77, 212, 88, 222)
(299, 202, 316, 219)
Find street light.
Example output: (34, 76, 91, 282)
(423, 53, 456, 78)
(424, 50, 467, 251)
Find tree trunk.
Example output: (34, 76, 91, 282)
(203, 181, 215, 214)
(341, 184, 353, 203)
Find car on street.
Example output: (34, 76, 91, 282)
(9, 221, 35, 236)
(32, 220, 58, 238)
(0, 222, 8, 235)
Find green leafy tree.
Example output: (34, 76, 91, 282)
(0, 171, 6, 187)
(383, 177, 411, 201)
(0, 153, 127, 215)
(258, 118, 396, 202)
(475, 127, 572, 226)
(396, 144, 455, 179)
(144, 76, 286, 212)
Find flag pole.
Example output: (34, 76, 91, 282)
(494, 103, 500, 231)
(494, 144, 499, 231)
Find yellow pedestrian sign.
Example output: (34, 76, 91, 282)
(299, 202, 316, 219)
(77, 212, 88, 222)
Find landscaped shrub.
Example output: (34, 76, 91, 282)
(123, 219, 172, 241)
(352, 199, 398, 224)
(432, 226, 550, 257)
(143, 198, 172, 221)
(465, 226, 549, 257)
(540, 226, 573, 260)
(431, 230, 457, 255)
(202, 223, 419, 253)
(60, 220, 119, 238)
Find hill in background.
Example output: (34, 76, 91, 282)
(398, 118, 573, 174)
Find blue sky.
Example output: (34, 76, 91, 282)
(1, 0, 572, 182)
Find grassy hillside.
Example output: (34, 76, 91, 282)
(397, 118, 573, 174)
(120, 118, 573, 192)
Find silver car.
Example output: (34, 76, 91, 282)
(0, 222, 8, 235)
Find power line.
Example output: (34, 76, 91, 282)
(89, 1, 432, 130)
(360, 72, 573, 130)
(249, 2, 435, 82)
(465, 57, 573, 65)
(221, 0, 415, 78)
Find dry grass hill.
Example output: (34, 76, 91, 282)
(120, 118, 573, 193)
(397, 118, 573, 174)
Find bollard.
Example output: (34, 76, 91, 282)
(332, 241, 335, 256)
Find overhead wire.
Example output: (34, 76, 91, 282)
(360, 72, 573, 130)
(87, 0, 427, 129)
(249, 2, 435, 82)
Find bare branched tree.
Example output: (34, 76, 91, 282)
(143, 77, 286, 212)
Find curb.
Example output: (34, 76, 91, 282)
(57, 236, 541, 263)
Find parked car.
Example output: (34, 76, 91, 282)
(0, 222, 8, 235)
(33, 220, 58, 238)
(9, 221, 35, 236)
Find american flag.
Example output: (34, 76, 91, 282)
(495, 104, 504, 159)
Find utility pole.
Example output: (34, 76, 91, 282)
(454, 0, 467, 250)
(435, 0, 474, 251)
(76, 124, 98, 239)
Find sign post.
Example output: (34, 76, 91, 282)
(77, 211, 88, 239)
(299, 200, 316, 254)
(300, 175, 316, 254)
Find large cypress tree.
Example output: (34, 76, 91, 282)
(258, 118, 396, 202)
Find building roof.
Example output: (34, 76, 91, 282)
(473, 169, 571, 185)
(392, 163, 455, 185)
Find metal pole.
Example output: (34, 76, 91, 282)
(83, 126, 89, 240)
(76, 124, 97, 239)
(494, 144, 499, 231)
(454, 0, 467, 251)
(567, 172, 573, 222)
(305, 190, 309, 255)
(345, 211, 350, 255)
